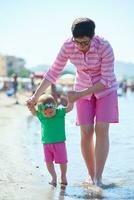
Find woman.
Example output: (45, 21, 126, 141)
(27, 17, 119, 187)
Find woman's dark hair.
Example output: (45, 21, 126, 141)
(71, 18, 95, 39)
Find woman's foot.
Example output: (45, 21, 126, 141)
(82, 176, 96, 188)
(94, 178, 104, 188)
(84, 177, 94, 185)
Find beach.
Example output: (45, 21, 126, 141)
(0, 92, 102, 200)
(0, 93, 60, 200)
(1, 91, 134, 200)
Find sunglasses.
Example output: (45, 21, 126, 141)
(72, 38, 90, 46)
(38, 103, 56, 112)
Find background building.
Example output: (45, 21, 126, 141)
(5, 55, 26, 76)
(0, 54, 30, 77)
(0, 55, 6, 76)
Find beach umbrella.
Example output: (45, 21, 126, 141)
(57, 74, 75, 85)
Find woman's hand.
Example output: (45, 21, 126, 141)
(67, 91, 81, 103)
(26, 95, 37, 111)
(65, 102, 74, 113)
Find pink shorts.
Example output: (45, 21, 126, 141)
(43, 142, 68, 164)
(76, 91, 119, 125)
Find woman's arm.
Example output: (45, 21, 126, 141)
(32, 78, 51, 101)
(27, 42, 69, 110)
(68, 82, 105, 103)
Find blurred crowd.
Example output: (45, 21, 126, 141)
(118, 78, 134, 97)
(1, 73, 134, 105)
(0, 73, 74, 105)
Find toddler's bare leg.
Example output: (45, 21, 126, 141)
(46, 162, 57, 186)
(60, 163, 67, 185)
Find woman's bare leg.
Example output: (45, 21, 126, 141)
(95, 122, 109, 186)
(80, 125, 95, 183)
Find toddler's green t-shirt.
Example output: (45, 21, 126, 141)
(36, 108, 66, 144)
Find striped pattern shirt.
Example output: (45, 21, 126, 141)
(44, 35, 118, 99)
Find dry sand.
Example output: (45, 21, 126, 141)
(0, 92, 67, 200)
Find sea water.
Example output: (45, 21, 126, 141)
(25, 90, 134, 199)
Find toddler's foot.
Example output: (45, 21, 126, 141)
(60, 182, 68, 186)
(60, 176, 68, 190)
(61, 176, 67, 186)
(60, 182, 67, 190)
(49, 181, 57, 187)
(49, 177, 57, 187)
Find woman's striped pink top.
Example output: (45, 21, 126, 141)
(44, 35, 118, 99)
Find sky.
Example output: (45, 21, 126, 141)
(0, 0, 134, 68)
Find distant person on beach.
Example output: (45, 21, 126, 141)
(12, 73, 19, 104)
(130, 80, 134, 92)
(51, 83, 60, 104)
(27, 94, 73, 187)
(122, 79, 128, 96)
(27, 17, 119, 187)
(51, 83, 68, 106)
(30, 73, 36, 95)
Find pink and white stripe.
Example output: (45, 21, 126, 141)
(44, 36, 118, 99)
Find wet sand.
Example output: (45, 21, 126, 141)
(0, 92, 63, 200)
